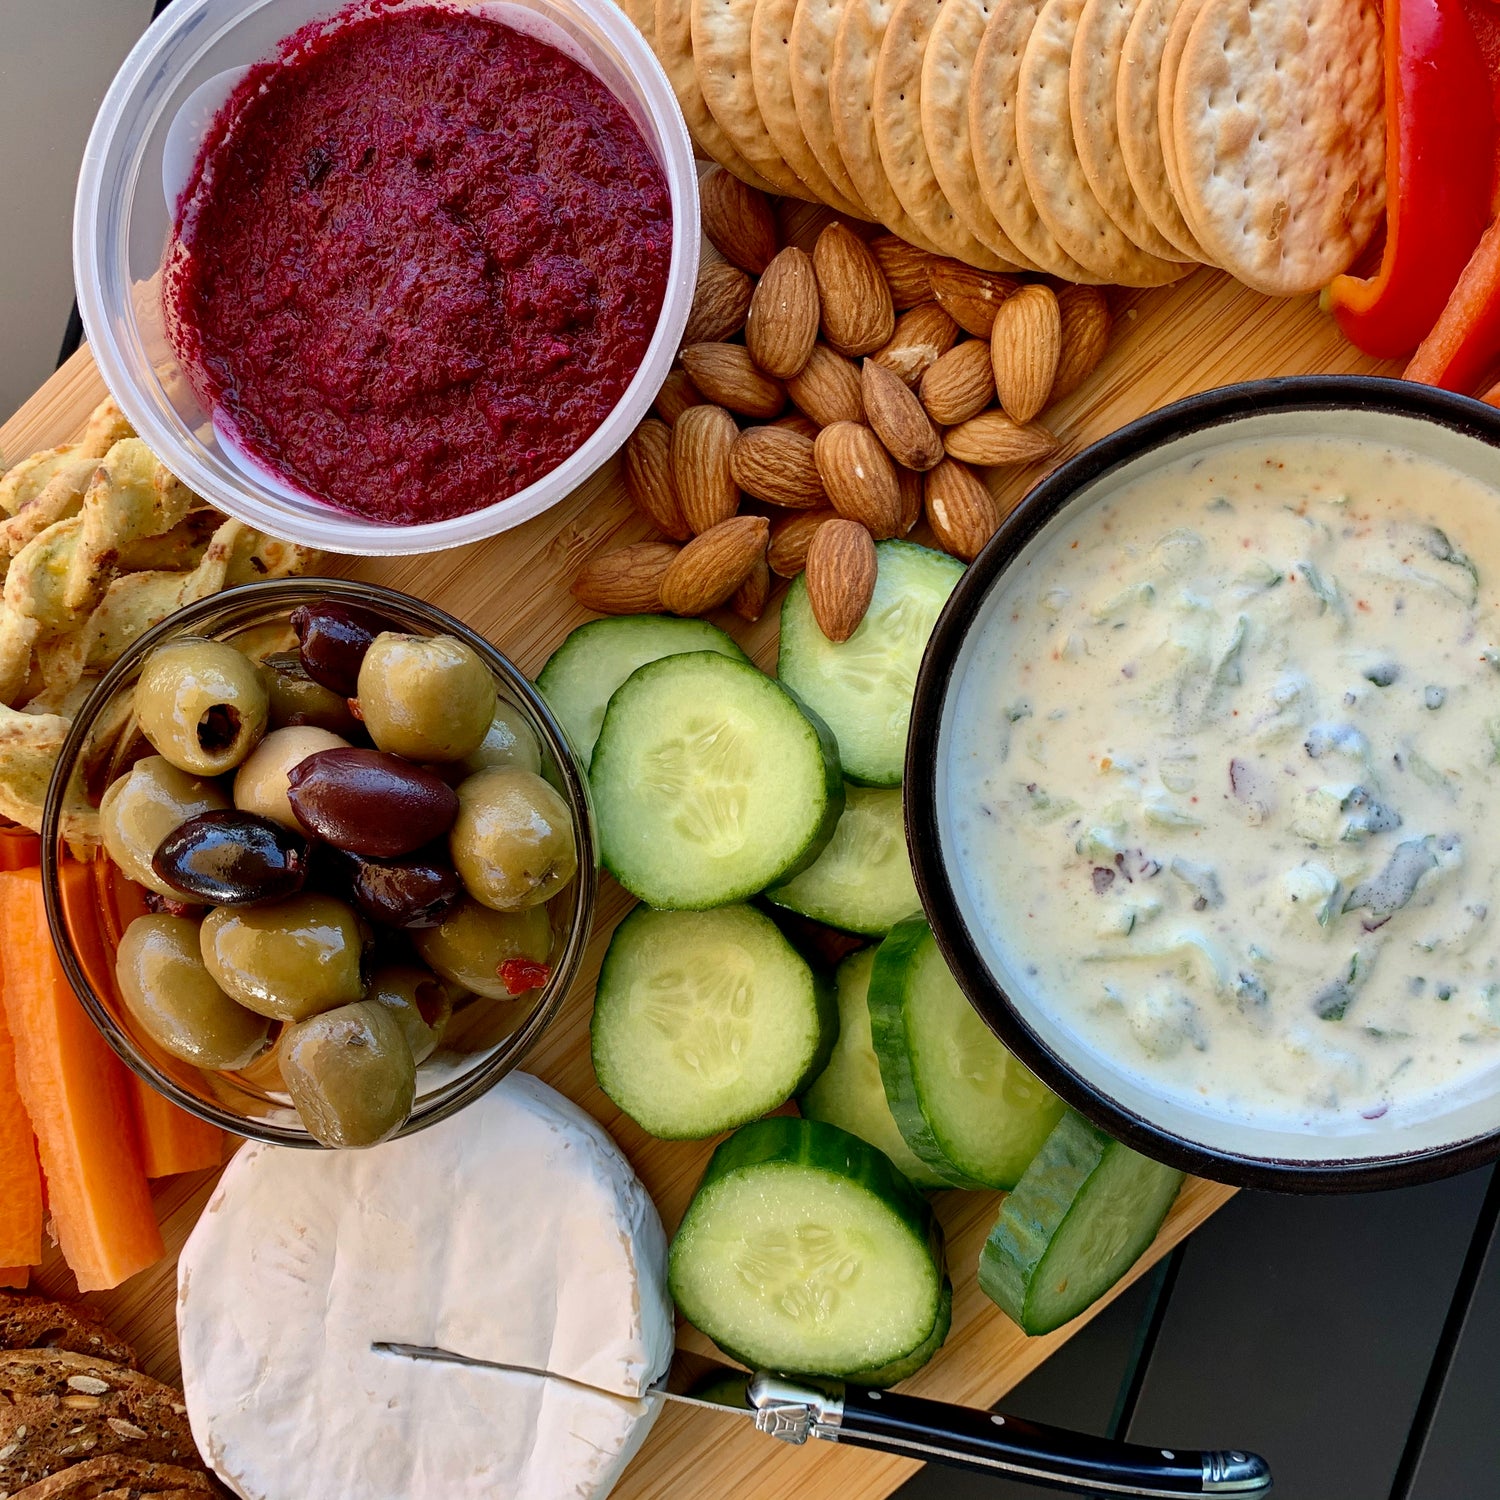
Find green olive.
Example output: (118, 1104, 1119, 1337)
(450, 768, 578, 911)
(116, 915, 270, 1069)
(262, 652, 362, 736)
(366, 964, 453, 1065)
(355, 633, 494, 763)
(100, 756, 230, 899)
(413, 898, 551, 1000)
(233, 725, 349, 830)
(199, 894, 366, 1022)
(137, 637, 269, 775)
(279, 1000, 416, 1148)
(462, 700, 542, 776)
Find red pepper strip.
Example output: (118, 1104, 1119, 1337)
(498, 958, 551, 996)
(1326, 0, 1494, 359)
(1405, 217, 1500, 389)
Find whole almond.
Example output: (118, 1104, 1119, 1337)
(924, 459, 1003, 561)
(700, 166, 778, 275)
(623, 419, 691, 539)
(769, 507, 838, 576)
(654, 368, 705, 425)
(812, 222, 896, 357)
(681, 343, 786, 419)
(920, 340, 996, 426)
(991, 284, 1062, 425)
(732, 558, 772, 622)
(683, 259, 755, 346)
(730, 425, 827, 508)
(943, 411, 1059, 466)
(672, 405, 741, 533)
(813, 422, 903, 539)
(572, 541, 680, 613)
(1053, 285, 1112, 400)
(806, 519, 878, 643)
(786, 343, 864, 427)
(746, 246, 820, 379)
(660, 515, 770, 615)
(869, 235, 947, 310)
(896, 464, 922, 535)
(930, 263, 1020, 338)
(775, 412, 823, 440)
(871, 302, 960, 386)
(861, 359, 943, 471)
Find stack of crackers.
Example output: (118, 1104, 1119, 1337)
(628, 0, 1386, 293)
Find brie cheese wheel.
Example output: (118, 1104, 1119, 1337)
(178, 1073, 674, 1500)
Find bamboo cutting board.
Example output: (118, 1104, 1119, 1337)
(4, 257, 1398, 1498)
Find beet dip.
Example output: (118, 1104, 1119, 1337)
(163, 3, 673, 525)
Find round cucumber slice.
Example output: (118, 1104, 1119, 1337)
(848, 1277, 952, 1387)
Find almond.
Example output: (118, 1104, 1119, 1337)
(660, 515, 770, 615)
(623, 418, 691, 539)
(683, 258, 755, 346)
(991, 284, 1061, 424)
(870, 302, 960, 386)
(700, 166, 779, 275)
(730, 425, 827, 508)
(861, 358, 943, 472)
(572, 541, 680, 613)
(812, 222, 896, 357)
(920, 339, 996, 426)
(924, 459, 1003, 561)
(785, 343, 864, 427)
(1053, 285, 1112, 400)
(681, 343, 786, 420)
(768, 507, 838, 576)
(868, 235, 946, 309)
(896, 463, 923, 535)
(813, 421, 903, 539)
(731, 558, 772, 622)
(775, 412, 823, 440)
(653, 368, 705, 425)
(671, 404, 741, 534)
(806, 518, 878, 642)
(942, 411, 1059, 466)
(930, 263, 1020, 338)
(745, 246, 820, 379)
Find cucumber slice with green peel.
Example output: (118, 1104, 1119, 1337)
(979, 1112, 1184, 1336)
(799, 948, 952, 1190)
(848, 1277, 952, 1387)
(592, 652, 843, 908)
(669, 1116, 946, 1377)
(592, 904, 834, 1140)
(777, 541, 963, 785)
(869, 917, 1065, 1189)
(536, 616, 749, 767)
(766, 786, 920, 935)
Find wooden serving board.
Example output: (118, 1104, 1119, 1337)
(4, 257, 1398, 1499)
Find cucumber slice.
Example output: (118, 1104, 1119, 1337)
(766, 785, 920, 935)
(869, 918, 1064, 1189)
(798, 948, 952, 1190)
(979, 1112, 1184, 1336)
(669, 1116, 946, 1376)
(536, 616, 749, 767)
(592, 652, 843, 908)
(592, 904, 835, 1139)
(777, 540, 963, 785)
(849, 1277, 952, 1387)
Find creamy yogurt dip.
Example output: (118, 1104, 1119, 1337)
(948, 435, 1500, 1130)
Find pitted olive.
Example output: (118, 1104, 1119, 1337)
(462, 700, 542, 776)
(355, 633, 493, 762)
(367, 964, 454, 1064)
(234, 725, 349, 830)
(136, 637, 269, 775)
(413, 898, 551, 1000)
(450, 768, 578, 911)
(279, 1000, 416, 1148)
(100, 756, 230, 899)
(262, 652, 362, 736)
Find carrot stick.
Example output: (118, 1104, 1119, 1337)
(1405, 217, 1500, 391)
(0, 999, 43, 1273)
(130, 1075, 224, 1179)
(0, 830, 41, 871)
(0, 1268, 29, 1290)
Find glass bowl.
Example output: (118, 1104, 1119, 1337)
(73, 0, 699, 556)
(39, 578, 597, 1148)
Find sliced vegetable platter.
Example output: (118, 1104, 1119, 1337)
(7, 197, 1400, 1496)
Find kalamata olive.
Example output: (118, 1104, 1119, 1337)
(153, 810, 309, 905)
(347, 848, 464, 929)
(291, 602, 386, 698)
(234, 725, 349, 830)
(262, 652, 363, 736)
(286, 747, 458, 858)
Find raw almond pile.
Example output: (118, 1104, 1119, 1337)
(572, 169, 1112, 642)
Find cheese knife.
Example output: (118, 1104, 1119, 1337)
(373, 1342, 1271, 1496)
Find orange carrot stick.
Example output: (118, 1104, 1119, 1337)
(130, 1075, 224, 1179)
(0, 1268, 29, 1290)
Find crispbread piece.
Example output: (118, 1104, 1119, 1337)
(0, 1295, 136, 1369)
(614, 0, 656, 41)
(1156, 0, 1205, 240)
(790, 0, 879, 215)
(11, 1456, 215, 1499)
(1171, 0, 1385, 295)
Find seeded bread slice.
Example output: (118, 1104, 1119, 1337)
(11, 1456, 217, 1498)
(0, 1297, 137, 1368)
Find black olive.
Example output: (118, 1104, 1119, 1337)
(347, 848, 465, 929)
(291, 603, 387, 698)
(153, 811, 308, 906)
(286, 748, 458, 858)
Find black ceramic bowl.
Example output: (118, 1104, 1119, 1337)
(906, 376, 1500, 1192)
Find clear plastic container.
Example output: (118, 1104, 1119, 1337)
(74, 0, 699, 557)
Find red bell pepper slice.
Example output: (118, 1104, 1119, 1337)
(1326, 0, 1495, 359)
(1406, 216, 1500, 389)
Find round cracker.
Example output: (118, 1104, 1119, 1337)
(831, 0, 947, 253)
(1156, 0, 1206, 241)
(1172, 0, 1385, 295)
(921, 0, 1041, 270)
(616, 0, 657, 42)
(790, 0, 877, 214)
(654, 0, 781, 191)
(752, 0, 870, 215)
(1016, 0, 1190, 285)
(1070, 0, 1192, 263)
(692, 0, 820, 199)
(968, 0, 1103, 281)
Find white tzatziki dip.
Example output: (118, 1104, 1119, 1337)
(948, 436, 1500, 1129)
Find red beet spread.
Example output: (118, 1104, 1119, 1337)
(163, 3, 672, 524)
